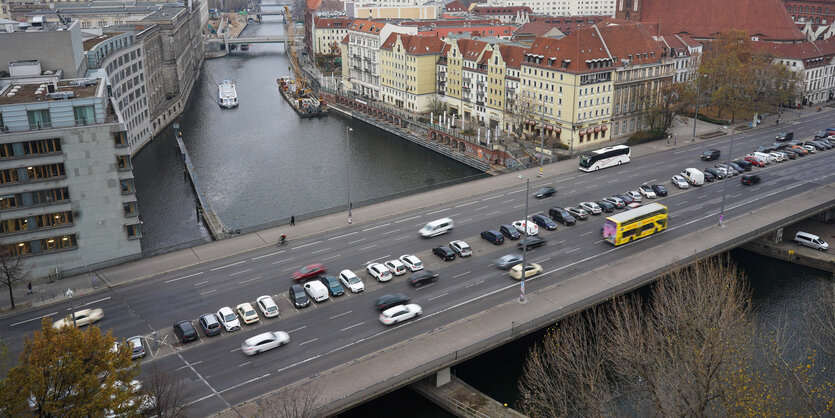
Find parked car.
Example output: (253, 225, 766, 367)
(399, 255, 424, 272)
(781, 148, 799, 159)
(626, 202, 642, 210)
(755, 145, 776, 154)
(303, 281, 329, 302)
(216, 306, 241, 332)
(512, 220, 539, 236)
(432, 246, 456, 261)
(496, 254, 523, 270)
(615, 194, 635, 205)
(638, 185, 657, 199)
(701, 148, 721, 161)
(704, 167, 725, 180)
(517, 236, 547, 250)
(383, 259, 407, 276)
(768, 151, 787, 162)
(671, 175, 690, 189)
(731, 159, 753, 171)
(481, 229, 505, 244)
(548, 207, 577, 225)
(292, 263, 326, 282)
(804, 141, 826, 151)
(596, 200, 616, 213)
(789, 145, 809, 155)
(800, 145, 817, 154)
(650, 185, 668, 197)
(289, 283, 311, 308)
(728, 162, 746, 174)
(367, 263, 393, 282)
(602, 196, 626, 209)
(533, 186, 556, 198)
(409, 271, 439, 287)
(625, 191, 643, 202)
(53, 308, 104, 329)
(173, 320, 198, 344)
(702, 171, 715, 182)
(256, 295, 281, 317)
(741, 174, 761, 185)
(499, 224, 521, 240)
(566, 207, 590, 220)
(449, 240, 473, 257)
(379, 304, 422, 325)
(198, 313, 222, 337)
(241, 331, 290, 356)
(578, 201, 603, 215)
(117, 336, 146, 359)
(814, 130, 829, 139)
(509, 263, 543, 280)
(531, 214, 558, 230)
(742, 156, 765, 167)
(319, 275, 345, 297)
(375, 293, 410, 311)
(236, 302, 260, 324)
(338, 269, 365, 293)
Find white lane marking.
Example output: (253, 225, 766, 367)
(394, 235, 411, 241)
(322, 254, 342, 261)
(214, 373, 273, 396)
(465, 280, 485, 288)
(452, 271, 471, 279)
(395, 215, 421, 224)
(506, 188, 526, 194)
(512, 203, 525, 208)
(311, 247, 331, 255)
(485, 210, 501, 216)
(500, 199, 515, 204)
(675, 201, 688, 206)
(362, 223, 390, 232)
(481, 195, 501, 201)
(473, 205, 489, 211)
(365, 255, 391, 264)
(288, 326, 307, 333)
(565, 248, 581, 253)
(537, 257, 552, 263)
(674, 148, 692, 154)
(165, 272, 204, 284)
(281, 265, 303, 272)
(328, 232, 358, 241)
(575, 180, 587, 185)
(195, 280, 209, 286)
(82, 297, 111, 307)
(210, 260, 247, 272)
(10, 311, 58, 327)
(238, 276, 261, 285)
(382, 229, 401, 235)
(426, 208, 449, 215)
(238, 362, 251, 367)
(359, 244, 377, 251)
(230, 269, 253, 276)
(340, 322, 364, 332)
(580, 231, 593, 237)
(330, 311, 352, 319)
(251, 250, 284, 260)
(455, 201, 477, 208)
(292, 240, 323, 250)
(459, 218, 473, 223)
(299, 338, 318, 346)
(556, 240, 566, 244)
(428, 293, 448, 301)
(276, 355, 322, 374)
(175, 361, 203, 371)
(271, 258, 294, 265)
(349, 238, 367, 244)
(200, 289, 217, 295)
(729, 193, 742, 198)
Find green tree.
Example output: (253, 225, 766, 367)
(0, 317, 140, 417)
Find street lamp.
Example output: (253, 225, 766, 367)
(346, 126, 353, 224)
(692, 74, 707, 142)
(538, 134, 545, 177)
(718, 123, 737, 227)
(518, 175, 530, 303)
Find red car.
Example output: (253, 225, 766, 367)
(742, 156, 765, 167)
(292, 263, 326, 282)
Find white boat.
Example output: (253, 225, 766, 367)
(218, 80, 238, 108)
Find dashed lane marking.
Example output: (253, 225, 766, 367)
(210, 260, 247, 272)
(362, 223, 390, 232)
(10, 311, 58, 327)
(251, 250, 284, 260)
(292, 240, 323, 250)
(165, 272, 204, 284)
(229, 269, 253, 276)
(340, 322, 364, 332)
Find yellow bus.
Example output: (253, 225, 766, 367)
(602, 203, 668, 246)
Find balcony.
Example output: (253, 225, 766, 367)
(476, 101, 484, 107)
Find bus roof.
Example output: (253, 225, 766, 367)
(605, 202, 667, 223)
(591, 145, 629, 155)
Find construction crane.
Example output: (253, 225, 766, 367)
(284, 5, 309, 99)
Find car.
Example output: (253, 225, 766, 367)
(292, 263, 326, 282)
(289, 283, 311, 308)
(496, 254, 524, 269)
(217, 306, 241, 331)
(303, 280, 329, 302)
(742, 156, 765, 167)
(499, 224, 521, 240)
(638, 185, 657, 198)
(338, 269, 365, 293)
(508, 263, 543, 280)
(671, 175, 690, 189)
(704, 167, 725, 180)
(615, 194, 635, 205)
(399, 255, 424, 272)
(533, 186, 557, 198)
(367, 263, 393, 281)
(256, 295, 280, 317)
(748, 152, 774, 164)
(579, 201, 602, 215)
(701, 149, 721, 161)
(235, 304, 259, 326)
(409, 270, 439, 287)
(728, 162, 746, 174)
(741, 174, 761, 185)
(375, 293, 410, 311)
(702, 171, 715, 182)
(319, 275, 345, 296)
(379, 304, 422, 325)
(383, 259, 407, 276)
(625, 191, 643, 202)
(772, 142, 791, 150)
(531, 213, 558, 230)
(714, 164, 734, 176)
(241, 331, 290, 356)
(173, 320, 198, 344)
(198, 313, 222, 337)
(781, 148, 799, 159)
(595, 200, 616, 213)
(602, 196, 626, 209)
(517, 236, 546, 250)
(755, 145, 776, 154)
(480, 229, 505, 244)
(815, 140, 833, 149)
(626, 202, 642, 210)
(449, 240, 473, 257)
(814, 130, 829, 139)
(512, 220, 539, 236)
(548, 207, 576, 225)
(789, 145, 809, 155)
(433, 246, 456, 261)
(769, 151, 787, 162)
(53, 308, 104, 329)
(650, 185, 668, 197)
(809, 140, 832, 150)
(799, 144, 816, 154)
(775, 131, 793, 141)
(117, 336, 146, 360)
(733, 159, 754, 171)
(566, 207, 589, 220)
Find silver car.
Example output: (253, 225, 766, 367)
(496, 254, 523, 269)
(579, 202, 602, 215)
(671, 175, 690, 189)
(241, 331, 290, 356)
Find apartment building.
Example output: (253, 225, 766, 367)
(756, 38, 835, 104)
(346, 19, 416, 99)
(484, 0, 615, 17)
(657, 34, 702, 83)
(312, 17, 353, 56)
(0, 76, 141, 279)
(379, 33, 446, 112)
(441, 38, 493, 126)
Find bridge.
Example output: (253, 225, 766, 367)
(0, 112, 833, 416)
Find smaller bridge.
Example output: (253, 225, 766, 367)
(225, 36, 299, 45)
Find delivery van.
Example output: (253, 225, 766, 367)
(419, 218, 454, 238)
(680, 168, 705, 186)
(794, 231, 829, 251)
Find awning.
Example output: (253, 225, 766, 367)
(594, 126, 601, 133)
(554, 127, 561, 134)
(579, 129, 586, 136)
(601, 126, 608, 131)
(546, 125, 554, 131)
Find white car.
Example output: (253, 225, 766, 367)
(625, 190, 643, 202)
(236, 302, 260, 325)
(339, 269, 365, 293)
(384, 259, 407, 276)
(638, 184, 657, 199)
(449, 240, 472, 257)
(217, 306, 241, 332)
(800, 145, 816, 154)
(578, 201, 602, 215)
(53, 308, 104, 329)
(241, 331, 290, 356)
(303, 280, 329, 302)
(671, 175, 690, 189)
(399, 255, 424, 272)
(379, 304, 422, 325)
(367, 263, 393, 282)
(508, 263, 543, 280)
(256, 295, 279, 318)
(769, 151, 787, 162)
(512, 220, 539, 236)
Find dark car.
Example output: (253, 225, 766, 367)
(731, 159, 753, 171)
(728, 162, 746, 174)
(702, 171, 715, 182)
(292, 263, 326, 282)
(595, 200, 615, 213)
(741, 174, 761, 186)
(533, 186, 556, 199)
(776, 131, 793, 141)
(615, 194, 634, 204)
(806, 140, 829, 150)
(548, 207, 576, 225)
(704, 167, 725, 180)
(781, 148, 799, 159)
(651, 184, 668, 197)
(480, 229, 505, 245)
(173, 320, 198, 344)
(756, 145, 776, 153)
(701, 149, 721, 161)
(433, 246, 456, 261)
(409, 270, 439, 287)
(772, 142, 790, 150)
(814, 130, 829, 139)
(375, 293, 410, 311)
(517, 236, 546, 250)
(531, 214, 557, 231)
(198, 313, 222, 337)
(814, 140, 833, 149)
(320, 275, 345, 297)
(499, 224, 521, 240)
(289, 284, 310, 308)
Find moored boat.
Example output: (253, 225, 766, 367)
(218, 80, 238, 108)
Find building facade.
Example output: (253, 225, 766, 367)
(484, 0, 615, 17)
(312, 17, 353, 56)
(346, 19, 416, 99)
(0, 20, 87, 78)
(379, 33, 445, 112)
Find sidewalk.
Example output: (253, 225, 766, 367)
(0, 105, 827, 316)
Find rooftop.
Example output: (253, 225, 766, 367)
(0, 78, 101, 106)
(82, 32, 122, 50)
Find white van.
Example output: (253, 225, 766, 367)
(794, 231, 829, 251)
(750, 152, 774, 164)
(680, 168, 705, 186)
(419, 218, 454, 238)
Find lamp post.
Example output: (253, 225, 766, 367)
(538, 135, 545, 177)
(346, 126, 353, 224)
(718, 123, 736, 227)
(518, 175, 530, 303)
(692, 74, 707, 142)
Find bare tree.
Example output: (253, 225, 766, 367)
(0, 246, 30, 309)
(803, 282, 835, 356)
(639, 80, 691, 133)
(504, 87, 538, 141)
(256, 383, 323, 418)
(144, 363, 193, 417)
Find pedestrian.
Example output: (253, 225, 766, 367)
(290, 215, 295, 226)
(27, 281, 32, 295)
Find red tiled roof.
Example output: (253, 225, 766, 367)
(597, 22, 664, 65)
(349, 19, 384, 34)
(307, 0, 322, 11)
(315, 17, 354, 29)
(752, 37, 835, 64)
(341, 34, 350, 44)
(445, 0, 468, 12)
(472, 6, 533, 15)
(523, 28, 613, 74)
(380, 32, 446, 55)
(455, 38, 490, 61)
(498, 44, 526, 69)
(515, 22, 561, 37)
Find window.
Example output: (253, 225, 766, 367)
(34, 211, 73, 229)
(22, 138, 61, 156)
(120, 178, 135, 194)
(73, 106, 95, 125)
(126, 223, 141, 239)
(27, 110, 52, 130)
(27, 164, 65, 181)
(114, 131, 127, 147)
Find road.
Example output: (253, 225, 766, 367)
(2, 113, 834, 415)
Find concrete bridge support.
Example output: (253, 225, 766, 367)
(411, 369, 527, 418)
